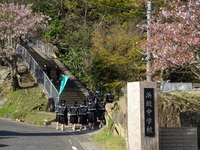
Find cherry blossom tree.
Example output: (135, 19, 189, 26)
(138, 0, 200, 79)
(0, 3, 50, 90)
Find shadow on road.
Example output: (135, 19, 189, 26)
(0, 127, 100, 137)
(0, 144, 9, 148)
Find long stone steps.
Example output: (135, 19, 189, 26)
(25, 44, 88, 107)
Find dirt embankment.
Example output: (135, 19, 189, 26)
(158, 89, 200, 127)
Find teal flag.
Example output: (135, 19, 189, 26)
(58, 75, 69, 102)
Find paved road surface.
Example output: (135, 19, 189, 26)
(0, 118, 102, 150)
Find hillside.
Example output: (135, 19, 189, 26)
(0, 65, 55, 125)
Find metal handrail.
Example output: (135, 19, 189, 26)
(26, 36, 54, 58)
(17, 45, 59, 105)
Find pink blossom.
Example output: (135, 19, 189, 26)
(0, 3, 50, 55)
(138, 1, 200, 75)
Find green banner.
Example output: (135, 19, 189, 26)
(58, 75, 69, 103)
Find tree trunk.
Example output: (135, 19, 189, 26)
(11, 55, 20, 91)
(3, 54, 20, 91)
(11, 75, 20, 91)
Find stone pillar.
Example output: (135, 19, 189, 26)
(127, 82, 159, 150)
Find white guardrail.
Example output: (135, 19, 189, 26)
(160, 82, 200, 91)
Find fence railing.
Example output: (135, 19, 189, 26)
(26, 36, 55, 58)
(25, 36, 89, 97)
(17, 45, 59, 105)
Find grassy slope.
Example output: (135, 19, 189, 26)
(0, 71, 55, 125)
(92, 127, 127, 150)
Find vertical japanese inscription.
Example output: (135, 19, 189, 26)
(144, 88, 155, 137)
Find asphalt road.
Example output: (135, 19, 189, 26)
(0, 118, 102, 150)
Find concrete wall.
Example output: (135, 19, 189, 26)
(160, 82, 200, 91)
(159, 127, 198, 150)
(161, 83, 193, 91)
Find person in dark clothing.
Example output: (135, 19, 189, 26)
(55, 100, 68, 131)
(44, 64, 51, 79)
(96, 98, 106, 128)
(106, 92, 114, 103)
(78, 100, 88, 130)
(69, 101, 79, 131)
(95, 89, 104, 102)
(55, 65, 62, 82)
(87, 99, 97, 130)
(87, 91, 95, 102)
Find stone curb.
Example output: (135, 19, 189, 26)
(43, 119, 55, 126)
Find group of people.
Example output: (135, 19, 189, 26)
(55, 91, 114, 131)
(44, 64, 62, 82)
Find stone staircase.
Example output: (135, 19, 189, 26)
(25, 43, 88, 107)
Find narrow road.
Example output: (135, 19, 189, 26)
(0, 118, 101, 150)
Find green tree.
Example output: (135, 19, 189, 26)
(90, 22, 146, 91)
(60, 0, 146, 90)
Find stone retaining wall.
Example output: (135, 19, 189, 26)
(0, 67, 10, 85)
(159, 127, 198, 150)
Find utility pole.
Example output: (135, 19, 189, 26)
(146, 0, 152, 81)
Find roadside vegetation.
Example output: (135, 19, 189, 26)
(92, 127, 127, 150)
(0, 71, 55, 125)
